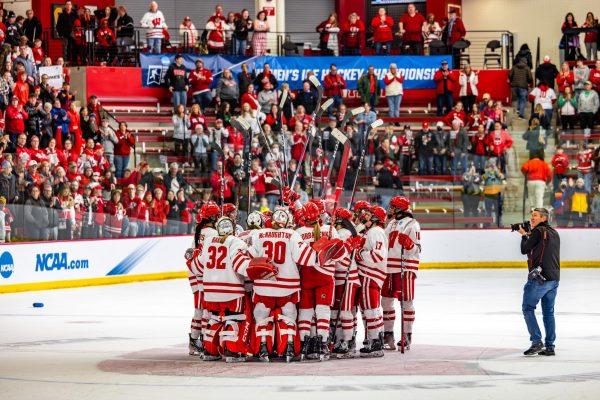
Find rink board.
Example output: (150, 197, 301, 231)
(1, 229, 599, 293)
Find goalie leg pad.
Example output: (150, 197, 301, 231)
(276, 310, 299, 356)
(252, 302, 275, 354)
(220, 314, 250, 355)
(203, 313, 224, 357)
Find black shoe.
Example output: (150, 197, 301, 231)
(524, 342, 544, 356)
(258, 342, 270, 362)
(538, 347, 555, 356)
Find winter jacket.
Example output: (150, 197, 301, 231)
(551, 153, 569, 175)
(324, 73, 347, 97)
(535, 62, 559, 87)
(521, 158, 552, 182)
(447, 127, 469, 154)
(577, 90, 600, 114)
(0, 172, 17, 202)
(522, 126, 547, 153)
(56, 9, 78, 38)
(24, 103, 46, 135)
(165, 63, 188, 91)
(254, 72, 278, 91)
(51, 107, 70, 135)
(116, 13, 134, 38)
(358, 73, 380, 104)
(215, 77, 239, 101)
(294, 90, 318, 115)
(573, 66, 590, 90)
(433, 69, 457, 95)
(172, 114, 191, 141)
(509, 61, 533, 89)
(24, 196, 49, 229)
(459, 71, 478, 97)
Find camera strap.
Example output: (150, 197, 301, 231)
(529, 227, 547, 269)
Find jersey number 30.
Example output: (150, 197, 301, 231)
(263, 241, 286, 264)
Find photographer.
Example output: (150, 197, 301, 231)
(517, 208, 560, 356)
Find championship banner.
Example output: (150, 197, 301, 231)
(38, 65, 64, 90)
(140, 54, 449, 90)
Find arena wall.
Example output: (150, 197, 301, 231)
(1, 229, 599, 293)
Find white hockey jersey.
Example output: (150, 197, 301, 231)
(335, 227, 360, 287)
(248, 228, 317, 297)
(296, 224, 340, 277)
(188, 227, 218, 293)
(355, 225, 388, 288)
(385, 217, 421, 275)
(195, 234, 251, 302)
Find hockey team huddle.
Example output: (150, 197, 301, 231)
(185, 190, 421, 363)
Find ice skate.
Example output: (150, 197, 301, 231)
(383, 331, 396, 351)
(188, 334, 203, 356)
(397, 333, 411, 351)
(316, 336, 330, 361)
(202, 353, 222, 361)
(258, 342, 270, 362)
(299, 339, 311, 362)
(224, 350, 246, 363)
(284, 342, 295, 363)
(306, 336, 320, 360)
(360, 334, 384, 358)
(333, 340, 355, 359)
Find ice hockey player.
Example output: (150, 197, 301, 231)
(352, 200, 371, 224)
(185, 202, 219, 357)
(354, 205, 389, 357)
(192, 216, 253, 362)
(330, 207, 361, 358)
(382, 195, 421, 351)
(222, 203, 244, 235)
(295, 201, 343, 361)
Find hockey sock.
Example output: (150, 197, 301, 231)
(315, 304, 331, 342)
(381, 296, 396, 332)
(402, 300, 415, 333)
(364, 308, 384, 340)
(298, 308, 315, 341)
(191, 307, 203, 340)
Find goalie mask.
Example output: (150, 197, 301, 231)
(246, 211, 265, 229)
(216, 217, 235, 237)
(272, 207, 292, 228)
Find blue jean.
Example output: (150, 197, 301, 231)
(434, 155, 447, 174)
(172, 91, 187, 109)
(147, 38, 162, 54)
(114, 155, 130, 179)
(233, 38, 247, 56)
(473, 155, 487, 173)
(193, 91, 213, 111)
(544, 109, 553, 126)
(387, 94, 402, 118)
(437, 92, 454, 116)
(451, 151, 468, 175)
(516, 88, 528, 117)
(578, 172, 593, 193)
(522, 279, 559, 347)
(375, 41, 392, 55)
(419, 154, 434, 175)
(328, 94, 343, 116)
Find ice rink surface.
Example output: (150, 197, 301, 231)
(1, 269, 599, 400)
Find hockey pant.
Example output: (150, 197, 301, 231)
(252, 292, 300, 356)
(359, 276, 384, 340)
(331, 282, 360, 343)
(381, 271, 416, 333)
(202, 297, 250, 357)
(298, 266, 334, 342)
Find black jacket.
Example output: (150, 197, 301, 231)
(165, 63, 188, 91)
(254, 72, 278, 91)
(5, 22, 22, 46)
(23, 17, 42, 42)
(0, 172, 17, 202)
(56, 9, 78, 38)
(294, 90, 317, 115)
(115, 14, 134, 38)
(416, 130, 435, 157)
(237, 71, 256, 97)
(535, 63, 559, 88)
(234, 18, 253, 41)
(24, 103, 47, 135)
(520, 221, 560, 281)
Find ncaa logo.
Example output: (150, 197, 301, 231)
(0, 251, 14, 279)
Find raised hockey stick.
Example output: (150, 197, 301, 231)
(212, 141, 226, 212)
(231, 117, 253, 213)
(347, 119, 384, 208)
(278, 91, 289, 186)
(398, 246, 406, 354)
(308, 75, 325, 119)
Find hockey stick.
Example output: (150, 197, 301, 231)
(398, 246, 405, 354)
(231, 117, 253, 213)
(328, 128, 349, 238)
(212, 141, 226, 213)
(325, 106, 365, 189)
(347, 119, 384, 208)
(308, 75, 325, 120)
(278, 91, 289, 186)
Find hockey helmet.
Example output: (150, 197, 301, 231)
(222, 203, 238, 218)
(353, 200, 371, 215)
(246, 211, 265, 229)
(216, 216, 235, 236)
(200, 202, 220, 222)
(369, 205, 387, 224)
(389, 195, 410, 213)
(309, 199, 325, 215)
(334, 207, 353, 223)
(302, 202, 321, 224)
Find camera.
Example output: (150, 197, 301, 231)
(510, 221, 531, 232)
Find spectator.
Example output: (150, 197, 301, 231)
(552, 179, 570, 227)
(295, 81, 318, 116)
(373, 159, 397, 208)
(482, 160, 504, 227)
(172, 104, 191, 156)
(470, 125, 488, 173)
(5, 11, 22, 47)
(98, 118, 117, 168)
(371, 7, 394, 55)
(6, 96, 28, 142)
(210, 160, 235, 203)
(416, 122, 434, 174)
(444, 101, 468, 127)
(190, 125, 210, 176)
(317, 12, 340, 56)
(179, 16, 197, 50)
(56, 1, 78, 62)
(209, 118, 229, 170)
(591, 60, 600, 90)
(556, 62, 574, 93)
(529, 82, 557, 127)
(461, 165, 482, 223)
(422, 13, 442, 54)
(560, 12, 579, 62)
(434, 60, 456, 116)
(514, 43, 533, 69)
(448, 119, 469, 175)
(206, 11, 230, 54)
(241, 83, 259, 111)
(277, 83, 294, 121)
(432, 121, 449, 174)
(32, 39, 44, 68)
(165, 54, 189, 109)
(115, 6, 135, 53)
(341, 12, 364, 55)
(535, 55, 559, 89)
(522, 118, 547, 160)
(396, 125, 415, 176)
(140, 1, 167, 54)
(0, 161, 17, 203)
(254, 63, 278, 91)
(216, 102, 232, 128)
(551, 146, 569, 191)
(530, 103, 551, 130)
(399, 3, 426, 55)
(215, 68, 239, 110)
(509, 57, 533, 120)
(163, 162, 186, 194)
(521, 153, 552, 209)
(24, 185, 49, 240)
(252, 11, 269, 56)
(152, 187, 169, 235)
(189, 103, 207, 133)
(573, 58, 590, 96)
(577, 81, 599, 135)
(576, 142, 594, 193)
(355, 102, 377, 140)
(566, 178, 590, 227)
(358, 65, 380, 108)
(459, 65, 478, 113)
(381, 63, 405, 120)
(258, 84, 277, 114)
(189, 59, 213, 112)
(591, 185, 600, 227)
(324, 64, 347, 116)
(237, 62, 255, 98)
(233, 9, 253, 56)
(23, 9, 42, 44)
(13, 73, 30, 106)
(24, 94, 45, 137)
(442, 9, 466, 67)
(96, 18, 116, 63)
(557, 86, 577, 131)
(114, 121, 135, 179)
(485, 121, 513, 174)
(582, 12, 598, 61)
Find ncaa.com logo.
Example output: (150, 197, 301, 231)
(0, 251, 14, 279)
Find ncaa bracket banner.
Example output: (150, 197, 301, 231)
(140, 54, 450, 90)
